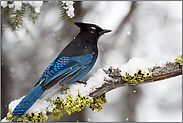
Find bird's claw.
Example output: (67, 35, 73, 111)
(76, 81, 87, 87)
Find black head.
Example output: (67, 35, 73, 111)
(60, 22, 111, 57)
(74, 22, 111, 41)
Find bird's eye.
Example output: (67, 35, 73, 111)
(91, 27, 96, 30)
(90, 27, 96, 34)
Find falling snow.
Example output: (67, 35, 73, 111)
(126, 30, 131, 35)
(88, 118, 91, 121)
(133, 90, 136, 93)
(10, 67, 15, 73)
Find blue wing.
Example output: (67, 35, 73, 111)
(35, 53, 97, 89)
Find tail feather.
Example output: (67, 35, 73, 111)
(12, 85, 46, 118)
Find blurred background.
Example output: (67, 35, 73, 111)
(1, 1, 182, 122)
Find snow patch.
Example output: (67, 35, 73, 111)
(62, 1, 75, 18)
(1, 117, 8, 122)
(9, 96, 25, 111)
(14, 1, 22, 11)
(1, 1, 43, 13)
(1, 1, 8, 8)
(27, 98, 51, 114)
(105, 57, 156, 75)
(27, 1, 43, 13)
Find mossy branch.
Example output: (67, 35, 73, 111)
(5, 55, 182, 122)
(6, 89, 107, 122)
(89, 55, 182, 98)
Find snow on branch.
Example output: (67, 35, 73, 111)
(89, 59, 182, 98)
(2, 55, 182, 122)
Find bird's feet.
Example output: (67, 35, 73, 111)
(76, 80, 87, 87)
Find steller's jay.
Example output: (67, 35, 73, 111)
(12, 22, 111, 118)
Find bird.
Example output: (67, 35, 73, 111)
(11, 22, 111, 118)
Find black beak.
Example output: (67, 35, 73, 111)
(101, 29, 112, 34)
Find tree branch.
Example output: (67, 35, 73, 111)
(89, 61, 182, 98)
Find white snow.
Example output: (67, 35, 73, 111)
(9, 96, 25, 111)
(27, 99, 51, 115)
(1, 117, 8, 122)
(126, 30, 131, 35)
(68, 68, 110, 98)
(88, 118, 91, 121)
(14, 1, 22, 11)
(30, 1, 43, 13)
(8, 3, 14, 8)
(62, 1, 75, 18)
(157, 57, 176, 67)
(1, 1, 43, 13)
(1, 1, 7, 8)
(105, 57, 156, 76)
(34, 1, 43, 13)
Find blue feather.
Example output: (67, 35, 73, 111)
(12, 84, 46, 118)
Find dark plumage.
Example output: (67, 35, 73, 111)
(12, 22, 111, 118)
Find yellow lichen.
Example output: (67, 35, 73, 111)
(176, 55, 182, 66)
(60, 87, 69, 94)
(122, 69, 152, 84)
(6, 109, 48, 122)
(51, 91, 107, 119)
(89, 93, 107, 112)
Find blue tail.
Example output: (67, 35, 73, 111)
(12, 85, 46, 118)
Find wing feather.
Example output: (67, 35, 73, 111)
(35, 54, 95, 90)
